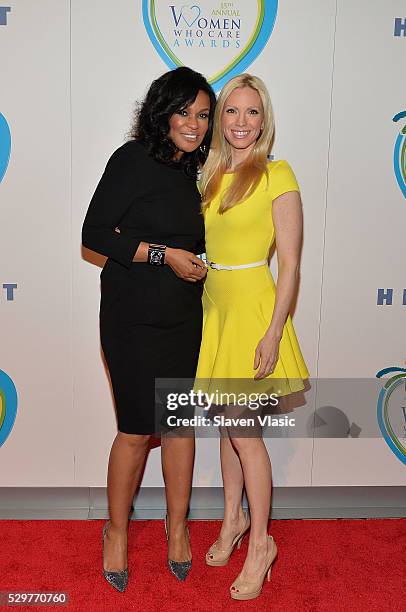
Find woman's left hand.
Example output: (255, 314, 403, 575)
(253, 333, 281, 379)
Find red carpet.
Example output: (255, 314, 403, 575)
(0, 519, 405, 611)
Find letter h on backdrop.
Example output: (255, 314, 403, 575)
(0, 7, 11, 25)
(394, 18, 406, 37)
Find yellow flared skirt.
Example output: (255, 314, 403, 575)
(196, 265, 309, 398)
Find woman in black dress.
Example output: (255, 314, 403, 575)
(82, 67, 216, 590)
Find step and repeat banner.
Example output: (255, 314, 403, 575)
(0, 1, 405, 487)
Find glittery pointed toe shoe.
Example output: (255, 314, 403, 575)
(164, 516, 192, 582)
(102, 521, 129, 592)
(167, 558, 192, 582)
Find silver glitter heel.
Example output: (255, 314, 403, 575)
(164, 515, 192, 581)
(102, 521, 128, 592)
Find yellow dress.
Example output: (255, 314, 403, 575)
(196, 160, 309, 397)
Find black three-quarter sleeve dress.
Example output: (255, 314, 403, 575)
(82, 140, 205, 434)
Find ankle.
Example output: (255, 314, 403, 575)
(107, 523, 128, 538)
(167, 518, 188, 536)
(224, 507, 245, 524)
(247, 535, 269, 552)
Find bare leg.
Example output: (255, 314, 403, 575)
(161, 433, 195, 561)
(229, 435, 273, 578)
(103, 432, 150, 572)
(214, 429, 247, 548)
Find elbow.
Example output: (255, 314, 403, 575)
(81, 225, 90, 249)
(81, 222, 96, 251)
(278, 259, 300, 279)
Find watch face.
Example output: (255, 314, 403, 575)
(150, 250, 164, 264)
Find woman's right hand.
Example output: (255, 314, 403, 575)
(165, 248, 207, 282)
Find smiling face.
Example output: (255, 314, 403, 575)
(168, 90, 210, 156)
(222, 86, 264, 158)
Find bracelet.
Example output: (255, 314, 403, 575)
(148, 243, 166, 266)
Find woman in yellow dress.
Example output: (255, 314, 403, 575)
(196, 74, 309, 600)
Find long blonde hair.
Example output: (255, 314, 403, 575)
(201, 74, 275, 213)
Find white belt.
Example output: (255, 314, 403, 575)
(207, 259, 268, 271)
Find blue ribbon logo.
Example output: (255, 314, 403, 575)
(376, 367, 406, 465)
(0, 369, 18, 447)
(393, 111, 406, 199)
(0, 113, 11, 184)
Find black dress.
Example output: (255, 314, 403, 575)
(82, 140, 205, 434)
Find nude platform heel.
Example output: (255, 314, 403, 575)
(230, 535, 277, 601)
(205, 512, 250, 567)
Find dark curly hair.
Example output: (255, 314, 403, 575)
(129, 67, 216, 179)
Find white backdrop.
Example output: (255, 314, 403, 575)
(0, 0, 405, 487)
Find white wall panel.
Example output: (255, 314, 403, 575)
(0, 0, 73, 484)
(1, 1, 404, 487)
(314, 0, 406, 484)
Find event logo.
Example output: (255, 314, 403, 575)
(0, 112, 11, 184)
(393, 111, 406, 199)
(376, 366, 406, 465)
(142, 1, 278, 90)
(0, 369, 18, 447)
